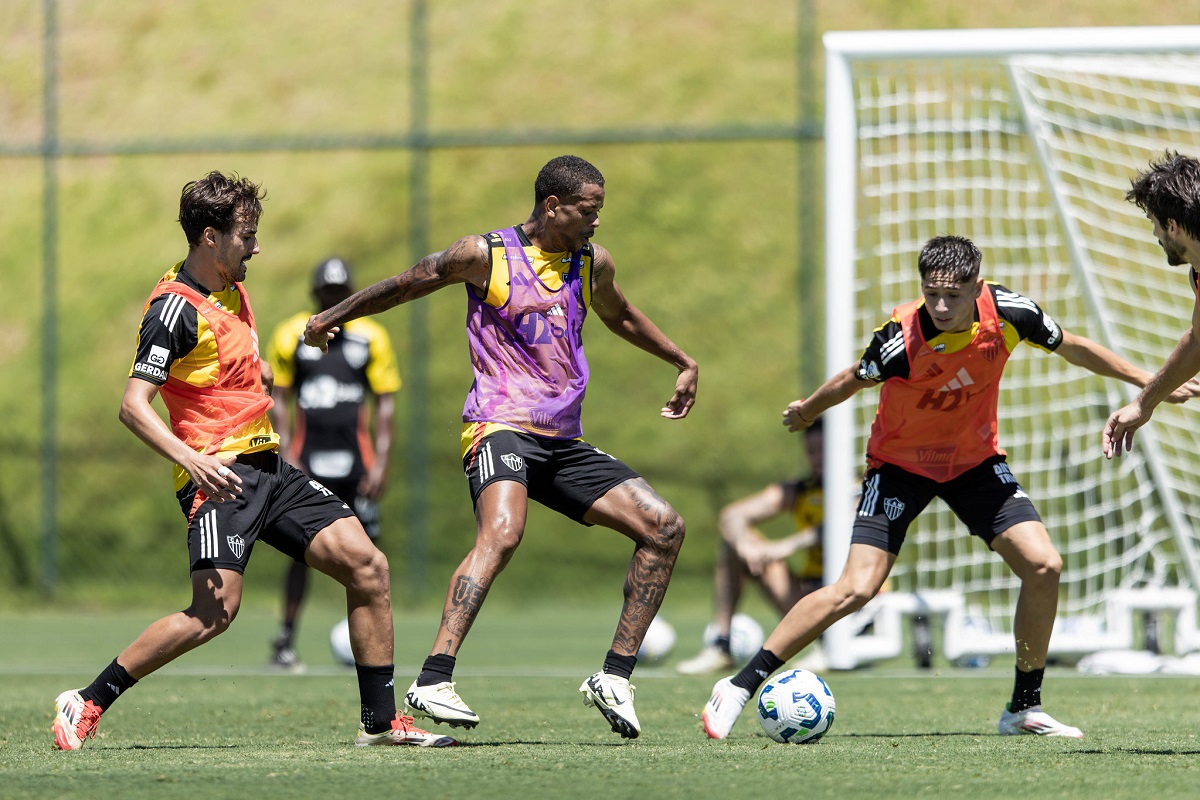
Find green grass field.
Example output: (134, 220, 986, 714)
(5, 606, 1200, 799)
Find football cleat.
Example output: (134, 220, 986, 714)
(580, 672, 641, 739)
(998, 705, 1084, 739)
(404, 680, 480, 728)
(355, 714, 458, 747)
(270, 638, 304, 673)
(52, 689, 103, 751)
(701, 676, 751, 740)
(676, 645, 736, 676)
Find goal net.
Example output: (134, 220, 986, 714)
(822, 26, 1200, 668)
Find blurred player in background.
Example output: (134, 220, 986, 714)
(1105, 151, 1200, 458)
(52, 172, 453, 750)
(266, 257, 401, 671)
(304, 154, 697, 740)
(701, 234, 1200, 742)
(677, 419, 826, 676)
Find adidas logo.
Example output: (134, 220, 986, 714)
(937, 367, 974, 393)
(547, 303, 565, 317)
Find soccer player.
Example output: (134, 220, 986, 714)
(677, 420, 826, 676)
(266, 257, 401, 671)
(701, 234, 1199, 741)
(304, 155, 697, 739)
(52, 172, 453, 750)
(1105, 151, 1200, 459)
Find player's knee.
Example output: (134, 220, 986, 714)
(188, 601, 239, 641)
(478, 516, 525, 557)
(832, 577, 878, 613)
(351, 546, 391, 597)
(1025, 550, 1062, 584)
(645, 507, 685, 557)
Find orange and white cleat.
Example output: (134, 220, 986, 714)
(53, 689, 103, 751)
(355, 714, 458, 747)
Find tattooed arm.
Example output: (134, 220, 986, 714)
(304, 235, 491, 352)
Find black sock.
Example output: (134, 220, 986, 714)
(602, 650, 638, 680)
(714, 635, 732, 654)
(80, 658, 138, 710)
(1009, 666, 1044, 712)
(417, 654, 456, 687)
(731, 649, 785, 693)
(356, 663, 397, 734)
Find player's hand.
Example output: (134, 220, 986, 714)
(1103, 402, 1151, 459)
(1164, 377, 1200, 403)
(358, 465, 388, 501)
(186, 455, 242, 502)
(782, 399, 815, 432)
(303, 314, 339, 354)
(661, 363, 698, 419)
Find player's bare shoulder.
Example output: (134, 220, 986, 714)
(590, 242, 616, 286)
(432, 234, 492, 288)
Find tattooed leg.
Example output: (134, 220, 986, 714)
(429, 481, 528, 656)
(586, 478, 686, 656)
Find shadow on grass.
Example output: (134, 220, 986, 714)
(1069, 748, 1200, 756)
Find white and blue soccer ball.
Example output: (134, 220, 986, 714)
(638, 615, 677, 663)
(703, 613, 765, 665)
(756, 668, 836, 744)
(330, 618, 355, 666)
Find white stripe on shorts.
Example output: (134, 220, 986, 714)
(199, 509, 218, 559)
(858, 473, 880, 517)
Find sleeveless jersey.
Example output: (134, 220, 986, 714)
(867, 285, 1010, 482)
(142, 272, 275, 462)
(461, 226, 591, 439)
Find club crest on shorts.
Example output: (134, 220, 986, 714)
(884, 497, 906, 521)
(501, 453, 524, 471)
(226, 534, 246, 560)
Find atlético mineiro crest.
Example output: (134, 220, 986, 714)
(226, 534, 246, 560)
(501, 453, 524, 471)
(884, 498, 906, 521)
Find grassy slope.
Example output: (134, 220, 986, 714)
(1, 0, 1196, 609)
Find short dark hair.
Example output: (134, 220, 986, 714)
(534, 155, 604, 205)
(918, 235, 982, 284)
(178, 171, 265, 247)
(1127, 150, 1200, 241)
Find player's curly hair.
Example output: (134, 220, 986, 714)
(1126, 150, 1200, 241)
(178, 171, 266, 247)
(917, 235, 982, 284)
(534, 155, 604, 205)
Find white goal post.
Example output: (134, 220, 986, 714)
(822, 26, 1200, 669)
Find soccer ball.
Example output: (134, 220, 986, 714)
(703, 613, 765, 664)
(756, 668, 836, 744)
(330, 618, 355, 666)
(638, 615, 677, 663)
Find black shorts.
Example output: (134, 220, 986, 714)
(320, 478, 381, 540)
(851, 455, 1042, 555)
(176, 451, 356, 573)
(463, 429, 640, 524)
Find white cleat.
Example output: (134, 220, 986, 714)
(701, 676, 751, 740)
(355, 714, 458, 747)
(998, 705, 1084, 739)
(404, 680, 480, 728)
(580, 672, 641, 739)
(677, 645, 736, 676)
